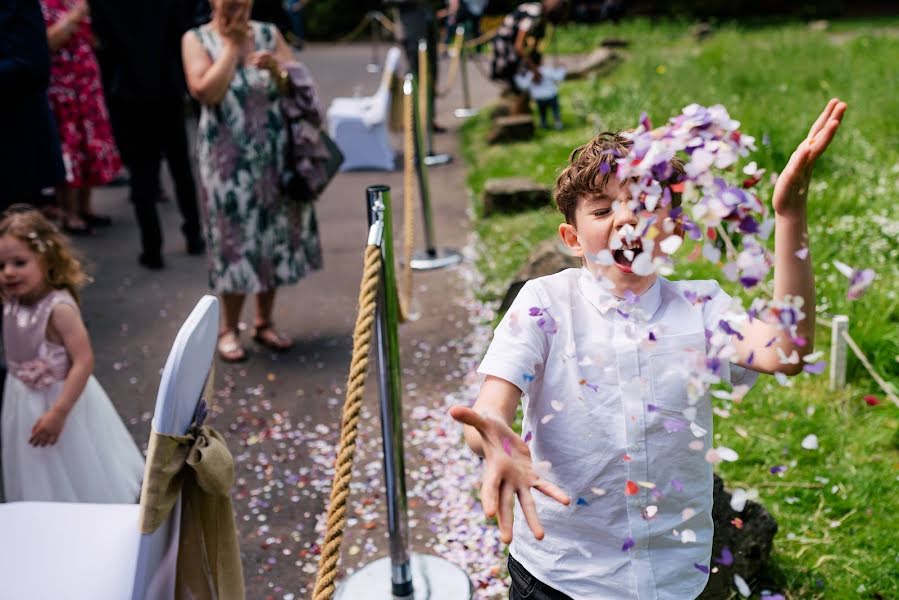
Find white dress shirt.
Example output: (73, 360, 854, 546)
(478, 268, 758, 600)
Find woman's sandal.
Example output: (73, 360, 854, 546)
(252, 322, 294, 352)
(217, 329, 247, 362)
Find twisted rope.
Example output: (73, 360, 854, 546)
(338, 11, 397, 44)
(312, 244, 382, 600)
(436, 28, 465, 97)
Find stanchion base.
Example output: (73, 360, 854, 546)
(454, 108, 478, 119)
(335, 553, 472, 600)
(424, 153, 453, 167)
(367, 63, 381, 73)
(410, 248, 463, 271)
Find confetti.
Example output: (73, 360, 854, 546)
(502, 438, 512, 456)
(576, 497, 589, 506)
(715, 547, 734, 566)
(833, 260, 876, 300)
(863, 394, 880, 406)
(730, 489, 748, 512)
(621, 537, 636, 552)
(734, 574, 751, 597)
(625, 480, 639, 495)
(681, 529, 697, 543)
(801, 434, 819, 450)
(591, 487, 607, 497)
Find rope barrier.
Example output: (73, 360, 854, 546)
(338, 11, 396, 44)
(312, 244, 382, 600)
(816, 316, 898, 407)
(436, 28, 465, 97)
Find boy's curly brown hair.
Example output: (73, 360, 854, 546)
(554, 131, 685, 224)
(0, 204, 89, 305)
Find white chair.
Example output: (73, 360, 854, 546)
(0, 295, 220, 600)
(327, 46, 402, 171)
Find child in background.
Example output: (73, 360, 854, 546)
(451, 99, 846, 599)
(515, 51, 566, 130)
(0, 205, 143, 503)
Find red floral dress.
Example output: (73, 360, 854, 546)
(41, 0, 121, 188)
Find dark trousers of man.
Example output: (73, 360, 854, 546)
(508, 555, 573, 600)
(536, 96, 562, 128)
(107, 96, 202, 261)
(399, 19, 439, 129)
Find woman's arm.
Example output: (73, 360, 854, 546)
(181, 29, 241, 106)
(46, 0, 88, 52)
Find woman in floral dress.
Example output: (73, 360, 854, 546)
(182, 0, 321, 362)
(41, 0, 121, 234)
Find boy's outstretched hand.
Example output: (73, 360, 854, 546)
(449, 405, 570, 544)
(772, 98, 848, 218)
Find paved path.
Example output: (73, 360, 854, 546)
(71, 41, 500, 598)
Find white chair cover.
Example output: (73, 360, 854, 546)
(0, 296, 220, 600)
(327, 46, 402, 171)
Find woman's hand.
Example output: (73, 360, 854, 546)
(772, 98, 847, 219)
(221, 4, 251, 47)
(29, 407, 67, 447)
(68, 0, 89, 24)
(248, 50, 282, 77)
(449, 405, 570, 544)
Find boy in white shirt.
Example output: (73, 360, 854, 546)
(514, 51, 566, 130)
(450, 99, 847, 599)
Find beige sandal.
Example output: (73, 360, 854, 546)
(217, 329, 246, 362)
(252, 321, 293, 352)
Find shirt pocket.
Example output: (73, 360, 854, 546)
(649, 332, 706, 411)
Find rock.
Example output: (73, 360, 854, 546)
(499, 239, 581, 312)
(808, 19, 830, 32)
(482, 177, 551, 217)
(691, 22, 714, 42)
(600, 37, 629, 48)
(487, 101, 513, 120)
(487, 115, 535, 145)
(699, 474, 779, 599)
(565, 47, 622, 80)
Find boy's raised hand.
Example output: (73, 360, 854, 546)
(449, 405, 570, 544)
(772, 98, 847, 218)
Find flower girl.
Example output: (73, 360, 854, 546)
(0, 205, 143, 502)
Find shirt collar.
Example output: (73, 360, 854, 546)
(577, 267, 663, 321)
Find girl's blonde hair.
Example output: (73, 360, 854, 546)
(0, 204, 89, 305)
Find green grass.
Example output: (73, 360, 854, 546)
(462, 18, 899, 599)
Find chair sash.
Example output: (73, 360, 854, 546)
(138, 422, 244, 600)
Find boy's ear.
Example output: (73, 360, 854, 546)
(558, 222, 583, 257)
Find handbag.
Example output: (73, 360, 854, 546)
(279, 64, 343, 202)
(280, 124, 343, 201)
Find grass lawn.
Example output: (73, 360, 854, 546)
(460, 17, 899, 599)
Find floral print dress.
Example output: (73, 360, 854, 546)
(193, 22, 322, 295)
(40, 0, 122, 187)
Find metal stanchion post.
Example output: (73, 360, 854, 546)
(406, 75, 462, 271)
(453, 26, 477, 119)
(367, 12, 381, 74)
(335, 186, 471, 599)
(418, 39, 452, 167)
(829, 315, 849, 391)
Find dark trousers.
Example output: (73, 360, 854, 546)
(107, 96, 201, 257)
(536, 96, 561, 128)
(508, 555, 573, 600)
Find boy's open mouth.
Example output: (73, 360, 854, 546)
(613, 241, 643, 273)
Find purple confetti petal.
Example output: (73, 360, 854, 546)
(621, 537, 635, 552)
(803, 361, 826, 375)
(671, 479, 684, 492)
(715, 547, 734, 566)
(694, 563, 710, 574)
(502, 438, 512, 456)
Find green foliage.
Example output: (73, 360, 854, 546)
(462, 18, 899, 598)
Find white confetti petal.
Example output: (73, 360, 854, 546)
(801, 434, 819, 450)
(591, 487, 607, 497)
(730, 488, 748, 512)
(717, 446, 739, 462)
(680, 529, 697, 543)
(659, 235, 683, 255)
(734, 574, 751, 597)
(690, 422, 708, 437)
(541, 414, 555, 425)
(551, 400, 564, 412)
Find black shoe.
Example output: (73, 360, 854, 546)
(138, 252, 165, 270)
(186, 235, 206, 255)
(80, 212, 112, 227)
(432, 122, 448, 134)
